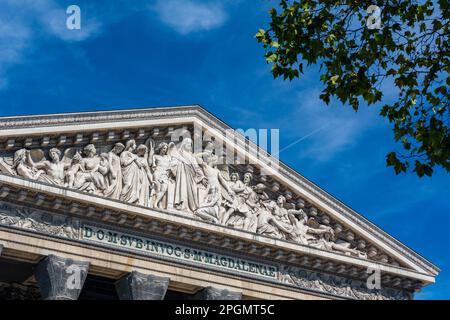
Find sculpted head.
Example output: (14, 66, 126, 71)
(180, 138, 193, 152)
(264, 201, 277, 213)
(230, 172, 240, 182)
(277, 195, 286, 205)
(156, 142, 168, 155)
(49, 148, 61, 162)
(112, 143, 125, 155)
(254, 183, 266, 192)
(125, 139, 137, 152)
(204, 140, 214, 152)
(13, 149, 27, 167)
(207, 154, 218, 167)
(243, 172, 253, 185)
(136, 144, 148, 156)
(83, 144, 96, 157)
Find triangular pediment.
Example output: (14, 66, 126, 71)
(0, 105, 439, 295)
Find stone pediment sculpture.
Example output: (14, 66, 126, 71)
(0, 106, 439, 299)
(0, 131, 367, 259)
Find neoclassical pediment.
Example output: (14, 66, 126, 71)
(0, 105, 439, 297)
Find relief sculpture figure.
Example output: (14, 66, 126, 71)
(148, 140, 175, 209)
(65, 152, 82, 188)
(74, 144, 108, 194)
(135, 144, 153, 207)
(194, 186, 221, 224)
(120, 139, 142, 205)
(13, 149, 44, 180)
(27, 148, 71, 185)
(225, 172, 258, 232)
(0, 135, 373, 260)
(256, 201, 293, 238)
(103, 143, 125, 200)
(170, 137, 207, 212)
(197, 154, 235, 223)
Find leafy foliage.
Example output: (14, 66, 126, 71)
(256, 0, 449, 177)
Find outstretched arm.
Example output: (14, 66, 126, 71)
(26, 152, 47, 170)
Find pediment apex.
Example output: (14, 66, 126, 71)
(0, 105, 439, 280)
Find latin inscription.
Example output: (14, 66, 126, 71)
(81, 224, 278, 280)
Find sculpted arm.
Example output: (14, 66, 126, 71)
(27, 153, 48, 170)
(269, 216, 292, 234)
(145, 164, 153, 183)
(217, 171, 234, 195)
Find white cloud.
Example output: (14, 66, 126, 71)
(0, 5, 31, 89)
(278, 88, 381, 162)
(0, 0, 103, 89)
(153, 0, 227, 34)
(40, 6, 101, 42)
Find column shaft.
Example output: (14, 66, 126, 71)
(34, 254, 89, 300)
(115, 271, 170, 300)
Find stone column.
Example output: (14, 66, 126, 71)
(115, 271, 170, 300)
(34, 254, 89, 300)
(198, 286, 242, 300)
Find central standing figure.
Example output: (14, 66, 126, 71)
(170, 137, 208, 212)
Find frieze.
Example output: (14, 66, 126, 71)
(279, 265, 413, 300)
(0, 202, 79, 239)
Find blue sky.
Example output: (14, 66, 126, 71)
(0, 0, 448, 299)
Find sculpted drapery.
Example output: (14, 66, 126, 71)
(170, 138, 207, 212)
(0, 135, 368, 259)
(120, 140, 143, 205)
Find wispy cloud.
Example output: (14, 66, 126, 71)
(0, 11, 31, 89)
(0, 0, 103, 89)
(38, 3, 101, 42)
(280, 88, 381, 162)
(153, 0, 227, 34)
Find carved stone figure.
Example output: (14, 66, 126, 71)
(256, 201, 292, 238)
(271, 195, 305, 239)
(13, 149, 44, 180)
(135, 144, 153, 207)
(194, 186, 221, 224)
(198, 154, 235, 222)
(65, 152, 82, 188)
(309, 228, 367, 258)
(120, 140, 143, 205)
(74, 144, 108, 193)
(221, 172, 244, 225)
(287, 211, 330, 245)
(225, 172, 258, 232)
(103, 143, 125, 200)
(170, 137, 207, 212)
(26, 148, 72, 185)
(148, 141, 175, 209)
